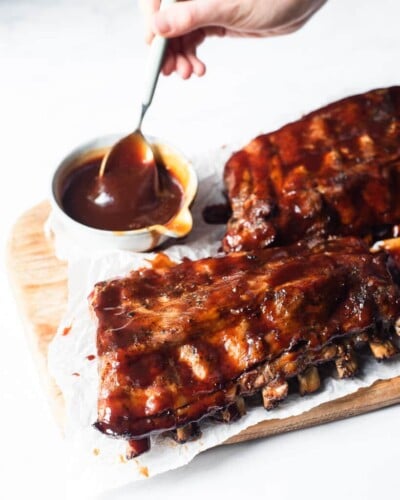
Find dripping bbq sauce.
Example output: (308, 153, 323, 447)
(61, 155, 183, 231)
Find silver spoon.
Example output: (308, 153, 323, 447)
(98, 0, 177, 204)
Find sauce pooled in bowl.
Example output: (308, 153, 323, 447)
(61, 154, 183, 231)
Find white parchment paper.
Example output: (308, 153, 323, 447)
(48, 145, 400, 499)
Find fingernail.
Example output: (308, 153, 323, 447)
(155, 15, 171, 34)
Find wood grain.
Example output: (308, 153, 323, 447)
(7, 201, 67, 428)
(7, 202, 400, 445)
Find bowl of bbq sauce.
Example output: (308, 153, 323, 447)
(50, 134, 197, 252)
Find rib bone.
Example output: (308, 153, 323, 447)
(214, 397, 246, 422)
(369, 338, 398, 359)
(320, 344, 337, 361)
(173, 423, 201, 443)
(262, 379, 289, 410)
(335, 344, 358, 378)
(298, 366, 321, 396)
(238, 369, 265, 394)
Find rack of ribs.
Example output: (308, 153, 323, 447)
(222, 86, 400, 252)
(91, 236, 400, 457)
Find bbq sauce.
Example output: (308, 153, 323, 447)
(93, 236, 400, 441)
(202, 202, 231, 224)
(61, 155, 183, 231)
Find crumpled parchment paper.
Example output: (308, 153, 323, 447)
(47, 144, 400, 499)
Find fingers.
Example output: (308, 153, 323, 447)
(180, 30, 207, 77)
(176, 53, 194, 80)
(142, 1, 225, 78)
(140, 0, 160, 44)
(161, 50, 176, 76)
(185, 51, 206, 77)
(164, 54, 206, 79)
(171, 38, 193, 79)
(162, 35, 206, 79)
(140, 0, 327, 78)
(151, 0, 225, 38)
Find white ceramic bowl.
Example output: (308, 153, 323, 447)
(50, 134, 198, 252)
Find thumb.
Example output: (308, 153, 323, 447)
(152, 0, 229, 37)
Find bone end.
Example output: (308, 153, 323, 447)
(298, 366, 321, 396)
(214, 397, 247, 423)
(262, 379, 289, 410)
(320, 344, 338, 361)
(335, 345, 358, 378)
(369, 339, 398, 360)
(126, 438, 150, 459)
(173, 423, 201, 444)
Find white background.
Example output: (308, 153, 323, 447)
(1, 0, 400, 498)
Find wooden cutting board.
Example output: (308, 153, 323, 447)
(7, 202, 400, 445)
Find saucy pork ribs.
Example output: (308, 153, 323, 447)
(223, 87, 400, 252)
(90, 87, 400, 457)
(92, 237, 400, 457)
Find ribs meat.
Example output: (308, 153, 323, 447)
(91, 237, 400, 456)
(222, 87, 400, 252)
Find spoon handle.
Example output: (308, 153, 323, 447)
(139, 0, 177, 124)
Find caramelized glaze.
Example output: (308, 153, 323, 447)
(91, 237, 400, 439)
(223, 86, 400, 251)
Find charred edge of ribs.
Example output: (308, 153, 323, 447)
(121, 330, 398, 458)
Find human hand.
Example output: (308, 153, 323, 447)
(139, 0, 327, 79)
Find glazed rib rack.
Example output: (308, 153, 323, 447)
(91, 237, 400, 457)
(223, 86, 400, 252)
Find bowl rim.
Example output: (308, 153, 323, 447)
(50, 133, 198, 237)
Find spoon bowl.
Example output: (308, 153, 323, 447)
(97, 131, 160, 211)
